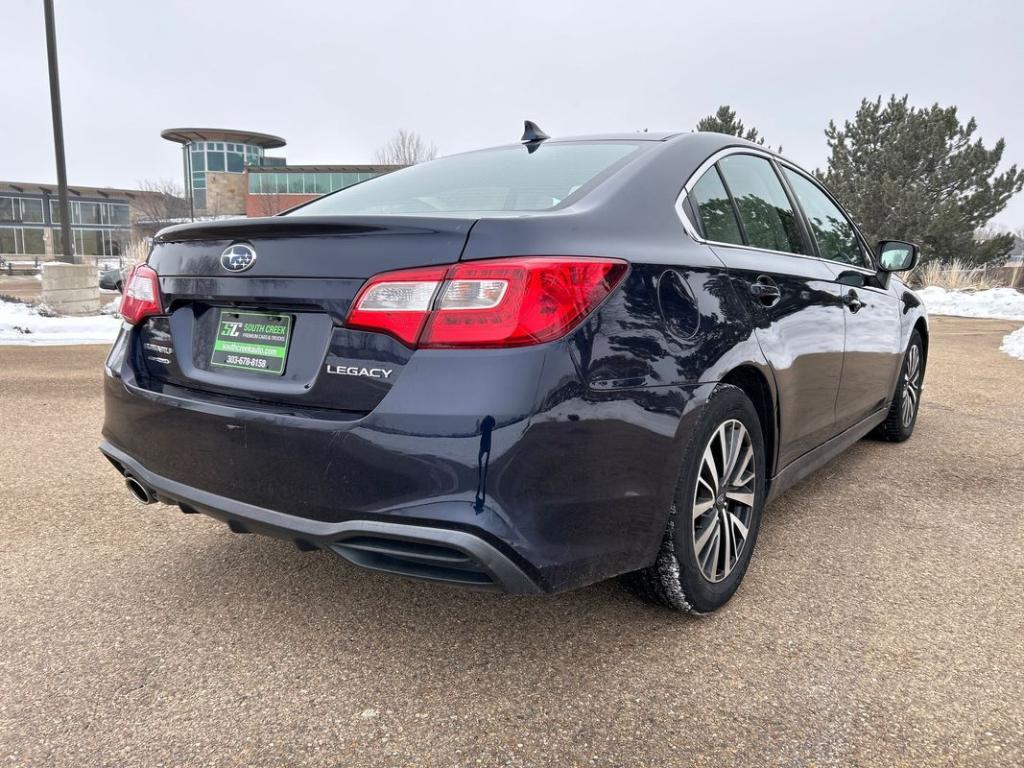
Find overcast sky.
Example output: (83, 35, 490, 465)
(3, 0, 1023, 227)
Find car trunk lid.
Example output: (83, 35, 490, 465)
(137, 215, 476, 413)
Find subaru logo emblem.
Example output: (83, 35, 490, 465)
(221, 243, 257, 273)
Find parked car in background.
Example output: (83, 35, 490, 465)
(100, 127, 926, 613)
(99, 266, 126, 292)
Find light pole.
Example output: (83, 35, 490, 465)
(185, 143, 195, 221)
(44, 0, 75, 264)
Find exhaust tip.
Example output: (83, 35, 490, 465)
(125, 475, 154, 505)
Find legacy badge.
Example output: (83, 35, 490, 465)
(326, 364, 393, 379)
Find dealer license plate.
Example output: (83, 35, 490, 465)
(210, 310, 292, 375)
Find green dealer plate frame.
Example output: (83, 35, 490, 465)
(210, 310, 292, 376)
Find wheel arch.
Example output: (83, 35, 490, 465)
(719, 364, 778, 484)
(913, 316, 929, 372)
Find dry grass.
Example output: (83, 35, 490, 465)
(1010, 261, 1024, 290)
(120, 239, 149, 267)
(913, 259, 999, 290)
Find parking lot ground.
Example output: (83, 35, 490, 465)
(1, 315, 1022, 767)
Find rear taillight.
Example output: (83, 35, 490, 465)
(346, 257, 628, 348)
(346, 265, 448, 346)
(120, 264, 164, 325)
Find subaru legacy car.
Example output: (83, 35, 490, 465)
(101, 125, 926, 613)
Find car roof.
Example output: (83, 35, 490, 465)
(545, 131, 681, 143)
(543, 131, 783, 159)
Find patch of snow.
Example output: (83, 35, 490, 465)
(918, 286, 1024, 321)
(919, 286, 1024, 362)
(0, 299, 121, 346)
(1000, 327, 1024, 361)
(100, 296, 122, 316)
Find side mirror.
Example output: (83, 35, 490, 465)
(877, 240, 920, 272)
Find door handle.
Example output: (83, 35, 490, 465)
(748, 276, 781, 306)
(844, 289, 864, 313)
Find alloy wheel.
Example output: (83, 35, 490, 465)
(692, 419, 756, 583)
(902, 344, 921, 428)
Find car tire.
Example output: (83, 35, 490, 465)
(874, 331, 924, 443)
(622, 384, 767, 614)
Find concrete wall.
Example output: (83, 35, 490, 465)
(40, 262, 100, 315)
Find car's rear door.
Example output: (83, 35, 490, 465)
(779, 167, 902, 432)
(686, 152, 846, 469)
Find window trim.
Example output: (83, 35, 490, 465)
(675, 146, 878, 274)
(681, 194, 703, 237)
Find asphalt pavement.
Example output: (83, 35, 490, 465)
(1, 315, 1021, 767)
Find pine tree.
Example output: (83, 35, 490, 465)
(820, 95, 1023, 266)
(696, 106, 767, 146)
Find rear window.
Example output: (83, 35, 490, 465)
(288, 142, 641, 216)
(690, 167, 744, 245)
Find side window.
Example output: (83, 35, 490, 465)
(689, 167, 743, 245)
(783, 169, 870, 268)
(717, 155, 807, 255)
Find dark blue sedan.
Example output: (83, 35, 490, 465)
(101, 125, 926, 612)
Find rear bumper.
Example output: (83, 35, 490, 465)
(101, 441, 542, 594)
(102, 322, 711, 594)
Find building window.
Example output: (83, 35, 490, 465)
(185, 140, 269, 208)
(1, 195, 46, 224)
(0, 227, 16, 253)
(23, 227, 45, 254)
(22, 198, 44, 223)
(48, 200, 131, 227)
(78, 202, 102, 225)
(48, 227, 121, 257)
(247, 171, 385, 195)
(0, 226, 47, 255)
(207, 152, 225, 172)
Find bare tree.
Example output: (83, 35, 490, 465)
(374, 130, 438, 165)
(250, 190, 294, 217)
(131, 179, 190, 224)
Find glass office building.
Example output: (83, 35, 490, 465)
(161, 127, 402, 218)
(161, 128, 287, 214)
(187, 141, 266, 210)
(0, 185, 132, 259)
